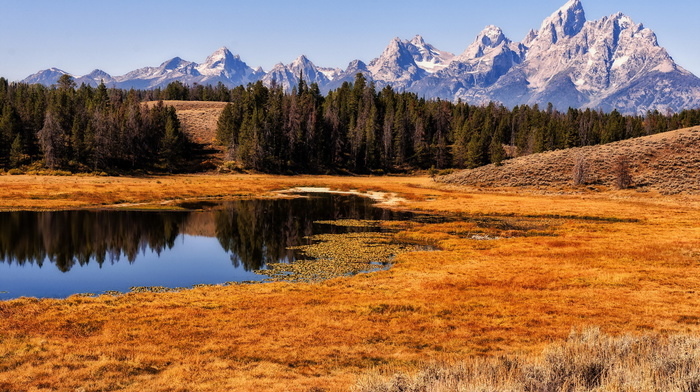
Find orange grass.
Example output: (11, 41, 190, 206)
(1, 174, 700, 391)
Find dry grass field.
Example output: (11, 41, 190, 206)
(146, 100, 229, 168)
(1, 173, 700, 391)
(441, 126, 700, 194)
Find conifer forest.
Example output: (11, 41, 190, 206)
(2, 74, 700, 174)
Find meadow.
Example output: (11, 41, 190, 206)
(1, 174, 700, 391)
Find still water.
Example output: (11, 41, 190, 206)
(0, 193, 417, 300)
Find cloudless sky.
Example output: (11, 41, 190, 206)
(1, 0, 698, 82)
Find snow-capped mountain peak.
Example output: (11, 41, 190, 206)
(288, 55, 329, 83)
(19, 0, 700, 114)
(260, 55, 332, 90)
(367, 37, 424, 87)
(21, 68, 70, 86)
(290, 55, 312, 69)
(538, 0, 586, 43)
(196, 47, 237, 76)
(161, 57, 192, 71)
(458, 25, 511, 60)
(406, 35, 455, 73)
(409, 34, 427, 47)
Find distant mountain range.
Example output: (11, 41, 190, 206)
(22, 0, 700, 115)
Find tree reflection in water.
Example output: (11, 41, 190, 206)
(0, 193, 414, 273)
(0, 210, 185, 272)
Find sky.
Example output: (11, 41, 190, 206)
(1, 0, 698, 82)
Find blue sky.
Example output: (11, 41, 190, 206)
(1, 0, 698, 82)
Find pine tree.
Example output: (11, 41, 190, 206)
(489, 137, 506, 166)
(38, 109, 69, 169)
(9, 134, 26, 168)
(159, 108, 185, 172)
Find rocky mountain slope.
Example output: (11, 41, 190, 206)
(22, 0, 700, 114)
(438, 126, 700, 194)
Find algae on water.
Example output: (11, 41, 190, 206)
(255, 220, 420, 283)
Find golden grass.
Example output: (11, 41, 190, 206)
(2, 174, 700, 391)
(353, 327, 700, 391)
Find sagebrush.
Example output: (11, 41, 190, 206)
(354, 328, 700, 392)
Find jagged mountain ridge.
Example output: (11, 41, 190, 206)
(21, 0, 700, 114)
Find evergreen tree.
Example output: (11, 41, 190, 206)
(159, 108, 185, 172)
(38, 109, 68, 169)
(9, 133, 26, 168)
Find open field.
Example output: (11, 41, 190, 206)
(2, 174, 700, 391)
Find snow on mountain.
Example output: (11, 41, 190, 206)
(22, 68, 70, 86)
(500, 1, 700, 113)
(113, 57, 199, 89)
(407, 35, 455, 73)
(536, 0, 586, 45)
(19, 0, 700, 114)
(318, 66, 342, 81)
(288, 55, 331, 85)
(261, 63, 297, 90)
(194, 47, 263, 86)
(74, 69, 116, 87)
(412, 25, 525, 100)
(366, 37, 426, 89)
(261, 55, 332, 91)
(325, 60, 373, 92)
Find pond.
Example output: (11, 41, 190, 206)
(0, 193, 421, 300)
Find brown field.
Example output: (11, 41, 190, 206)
(442, 125, 700, 194)
(1, 173, 700, 391)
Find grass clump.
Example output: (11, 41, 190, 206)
(353, 327, 700, 392)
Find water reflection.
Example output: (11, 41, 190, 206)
(0, 194, 415, 298)
(214, 194, 410, 270)
(0, 210, 185, 272)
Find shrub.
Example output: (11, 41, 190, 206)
(353, 328, 700, 392)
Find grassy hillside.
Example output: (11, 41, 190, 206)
(440, 126, 700, 194)
(147, 100, 228, 169)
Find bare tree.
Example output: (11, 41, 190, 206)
(572, 154, 588, 186)
(613, 155, 633, 189)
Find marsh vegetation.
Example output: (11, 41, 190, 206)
(1, 175, 700, 391)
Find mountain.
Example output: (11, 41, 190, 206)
(194, 47, 264, 87)
(490, 0, 700, 113)
(411, 25, 526, 101)
(261, 55, 337, 91)
(20, 1, 700, 114)
(365, 36, 457, 90)
(22, 67, 70, 86)
(325, 60, 373, 92)
(467, 0, 700, 113)
(110, 48, 263, 89)
(407, 35, 455, 73)
(74, 69, 116, 87)
(367, 37, 427, 89)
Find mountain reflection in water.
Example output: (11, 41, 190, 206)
(0, 194, 415, 299)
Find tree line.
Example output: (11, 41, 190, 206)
(2, 74, 700, 174)
(0, 75, 189, 172)
(215, 74, 700, 173)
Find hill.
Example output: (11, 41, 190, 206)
(147, 100, 228, 169)
(439, 126, 700, 194)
